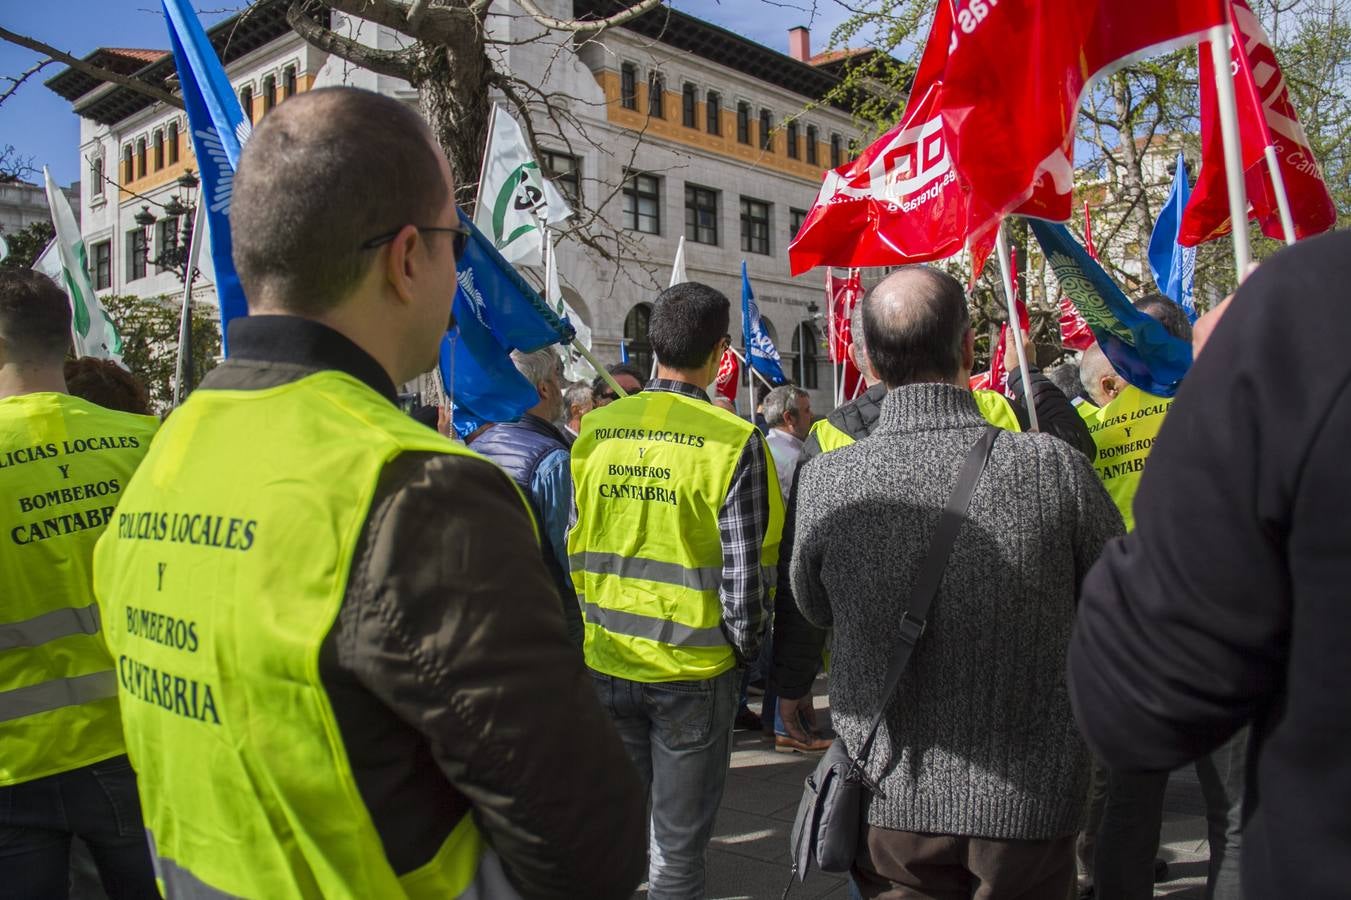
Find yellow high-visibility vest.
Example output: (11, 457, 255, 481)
(808, 388, 1021, 454)
(0, 392, 157, 786)
(569, 390, 785, 683)
(1085, 384, 1172, 531)
(94, 370, 523, 899)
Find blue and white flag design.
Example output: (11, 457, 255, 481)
(619, 339, 630, 365)
(1030, 219, 1192, 397)
(1147, 152, 1197, 322)
(161, 0, 249, 353)
(439, 209, 576, 426)
(741, 262, 786, 384)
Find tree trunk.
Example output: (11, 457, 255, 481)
(1111, 73, 1155, 286)
(412, 36, 491, 210)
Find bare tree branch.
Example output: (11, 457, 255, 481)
(0, 24, 184, 110)
(1, 59, 53, 108)
(516, 0, 664, 36)
(287, 1, 415, 80)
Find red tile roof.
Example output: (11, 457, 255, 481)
(101, 48, 167, 65)
(808, 48, 869, 66)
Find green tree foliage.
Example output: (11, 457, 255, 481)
(0, 220, 55, 270)
(100, 294, 220, 413)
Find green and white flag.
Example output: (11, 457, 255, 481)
(545, 231, 593, 383)
(473, 103, 572, 267)
(41, 167, 123, 361)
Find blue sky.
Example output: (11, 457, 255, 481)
(0, 1, 857, 186)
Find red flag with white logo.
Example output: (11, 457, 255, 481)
(714, 348, 740, 403)
(1179, 0, 1335, 245)
(827, 268, 862, 364)
(935, 0, 1226, 248)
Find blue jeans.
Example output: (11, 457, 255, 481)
(1095, 729, 1246, 900)
(591, 668, 738, 900)
(0, 754, 157, 899)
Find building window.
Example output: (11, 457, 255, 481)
(92, 240, 112, 290)
(240, 85, 254, 120)
(91, 158, 104, 198)
(541, 150, 581, 207)
(283, 65, 297, 98)
(740, 197, 770, 255)
(786, 121, 800, 159)
(156, 217, 179, 273)
(135, 138, 147, 179)
(623, 171, 660, 234)
(806, 125, 819, 165)
(620, 63, 637, 110)
(682, 83, 697, 128)
(168, 122, 180, 164)
(262, 75, 276, 113)
(647, 72, 664, 118)
(705, 91, 721, 135)
(153, 130, 164, 171)
(623, 303, 654, 377)
(126, 229, 148, 281)
(790, 207, 808, 238)
(830, 133, 842, 168)
(736, 102, 751, 144)
(792, 323, 820, 389)
(685, 185, 718, 246)
(759, 109, 773, 151)
(122, 145, 133, 183)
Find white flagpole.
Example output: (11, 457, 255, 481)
(1208, 23, 1254, 281)
(1262, 145, 1297, 246)
(729, 345, 774, 391)
(995, 221, 1038, 432)
(173, 200, 209, 407)
(573, 340, 628, 398)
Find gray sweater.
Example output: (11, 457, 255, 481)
(792, 384, 1123, 840)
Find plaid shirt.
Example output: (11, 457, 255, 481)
(645, 379, 772, 663)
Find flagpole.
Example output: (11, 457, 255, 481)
(172, 200, 209, 406)
(1262, 145, 1298, 246)
(995, 221, 1039, 432)
(575, 340, 630, 399)
(729, 346, 775, 391)
(1208, 23, 1254, 281)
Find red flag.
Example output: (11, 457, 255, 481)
(935, 0, 1226, 247)
(1056, 202, 1096, 351)
(1179, 0, 1336, 245)
(714, 349, 739, 403)
(827, 268, 862, 363)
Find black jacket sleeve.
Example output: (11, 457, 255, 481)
(1006, 365, 1096, 461)
(770, 463, 828, 700)
(1068, 234, 1351, 773)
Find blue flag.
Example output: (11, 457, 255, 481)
(619, 339, 630, 365)
(439, 209, 575, 425)
(1029, 219, 1192, 397)
(161, 0, 248, 354)
(741, 262, 786, 384)
(1148, 152, 1197, 322)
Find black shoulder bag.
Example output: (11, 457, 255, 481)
(786, 425, 998, 891)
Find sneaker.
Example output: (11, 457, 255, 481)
(774, 731, 834, 754)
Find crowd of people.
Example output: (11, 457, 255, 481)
(2, 84, 1345, 900)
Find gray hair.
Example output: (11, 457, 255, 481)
(510, 347, 562, 389)
(1079, 344, 1118, 407)
(850, 293, 867, 358)
(563, 381, 593, 418)
(762, 384, 808, 427)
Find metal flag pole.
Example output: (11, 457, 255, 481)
(1262, 145, 1298, 246)
(729, 345, 775, 391)
(574, 340, 629, 398)
(172, 199, 208, 407)
(1208, 23, 1254, 282)
(995, 221, 1038, 432)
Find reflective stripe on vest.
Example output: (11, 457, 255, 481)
(569, 391, 785, 683)
(0, 392, 158, 786)
(94, 371, 521, 898)
(1085, 384, 1171, 532)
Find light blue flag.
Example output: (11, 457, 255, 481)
(741, 262, 786, 384)
(161, 0, 249, 354)
(439, 209, 576, 426)
(1029, 219, 1192, 398)
(1148, 152, 1197, 322)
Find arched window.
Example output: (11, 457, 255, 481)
(623, 303, 654, 378)
(122, 145, 133, 183)
(283, 65, 297, 98)
(263, 75, 277, 112)
(792, 322, 820, 389)
(168, 121, 180, 164)
(240, 85, 254, 121)
(153, 129, 164, 170)
(135, 138, 147, 178)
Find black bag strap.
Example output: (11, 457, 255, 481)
(852, 425, 999, 767)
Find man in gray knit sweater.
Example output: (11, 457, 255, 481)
(792, 267, 1123, 898)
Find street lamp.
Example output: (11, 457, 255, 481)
(146, 169, 200, 284)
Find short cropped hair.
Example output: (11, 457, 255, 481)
(510, 347, 562, 389)
(564, 382, 593, 417)
(863, 266, 970, 387)
(231, 87, 449, 314)
(762, 384, 807, 427)
(0, 269, 71, 364)
(648, 282, 730, 371)
(592, 363, 644, 402)
(64, 357, 152, 415)
(1134, 294, 1193, 342)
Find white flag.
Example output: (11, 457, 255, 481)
(42, 167, 123, 362)
(545, 233, 593, 383)
(669, 235, 688, 287)
(473, 104, 573, 267)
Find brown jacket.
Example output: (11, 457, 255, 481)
(201, 315, 646, 899)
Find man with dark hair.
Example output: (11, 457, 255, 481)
(591, 363, 643, 407)
(0, 270, 159, 896)
(93, 87, 645, 900)
(64, 357, 154, 416)
(792, 266, 1121, 896)
(470, 348, 582, 647)
(570, 281, 785, 898)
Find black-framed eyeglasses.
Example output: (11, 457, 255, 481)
(360, 224, 470, 261)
